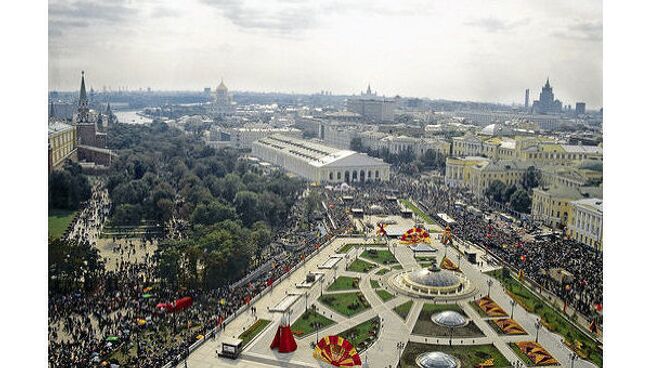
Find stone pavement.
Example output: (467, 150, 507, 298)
(182, 233, 599, 368)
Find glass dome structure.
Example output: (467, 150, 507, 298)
(415, 352, 460, 368)
(431, 311, 468, 328)
(406, 269, 461, 288)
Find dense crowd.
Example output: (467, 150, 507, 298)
(382, 176, 603, 319)
(48, 185, 342, 367)
(49, 174, 602, 367)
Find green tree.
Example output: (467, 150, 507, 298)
(503, 184, 518, 203)
(510, 189, 532, 213)
(350, 137, 364, 152)
(486, 180, 507, 202)
(191, 200, 237, 226)
(304, 190, 321, 219)
(522, 166, 541, 191)
(234, 191, 261, 227)
(48, 161, 91, 210)
(49, 238, 102, 293)
(113, 204, 142, 226)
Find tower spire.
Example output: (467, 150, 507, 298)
(76, 70, 90, 124)
(80, 70, 87, 103)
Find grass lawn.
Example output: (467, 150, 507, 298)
(338, 243, 357, 254)
(392, 264, 403, 270)
(339, 243, 386, 253)
(291, 309, 335, 338)
(393, 300, 414, 320)
(399, 199, 437, 226)
(376, 268, 390, 275)
(411, 304, 484, 338)
(508, 343, 535, 366)
(370, 279, 380, 289)
(375, 289, 396, 302)
(348, 258, 377, 273)
(361, 249, 398, 265)
(239, 319, 271, 347)
(327, 276, 360, 291)
(339, 317, 380, 352)
(400, 342, 509, 368)
(48, 209, 76, 239)
(319, 292, 370, 317)
(489, 270, 602, 367)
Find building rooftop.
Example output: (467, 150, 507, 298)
(48, 121, 74, 135)
(571, 198, 603, 214)
(560, 144, 602, 154)
(535, 184, 602, 200)
(254, 134, 387, 168)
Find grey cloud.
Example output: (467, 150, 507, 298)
(552, 20, 602, 42)
(465, 17, 529, 33)
(321, 1, 431, 17)
(200, 0, 427, 35)
(49, 0, 139, 35)
(201, 0, 318, 34)
(150, 6, 180, 18)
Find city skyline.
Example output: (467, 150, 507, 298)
(49, 0, 603, 107)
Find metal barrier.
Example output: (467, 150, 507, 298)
(457, 235, 602, 345)
(164, 235, 336, 367)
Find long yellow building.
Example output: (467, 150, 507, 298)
(445, 156, 526, 195)
(531, 184, 602, 228)
(451, 133, 602, 165)
(48, 121, 77, 172)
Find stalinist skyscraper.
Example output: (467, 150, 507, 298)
(531, 78, 563, 114)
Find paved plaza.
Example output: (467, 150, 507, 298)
(182, 217, 598, 368)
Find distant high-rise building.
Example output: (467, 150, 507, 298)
(531, 78, 562, 114)
(524, 89, 530, 110)
(212, 79, 233, 115)
(576, 102, 586, 115)
(347, 85, 395, 122)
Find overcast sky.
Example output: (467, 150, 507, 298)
(49, 0, 603, 107)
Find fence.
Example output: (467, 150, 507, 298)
(452, 233, 601, 345)
(163, 235, 336, 368)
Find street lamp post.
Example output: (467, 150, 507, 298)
(320, 277, 324, 297)
(535, 319, 542, 342)
(396, 341, 405, 367)
(487, 279, 493, 297)
(510, 300, 516, 319)
(305, 292, 309, 313)
(315, 322, 321, 346)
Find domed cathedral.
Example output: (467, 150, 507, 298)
(212, 78, 233, 116)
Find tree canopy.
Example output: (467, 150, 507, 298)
(106, 122, 307, 289)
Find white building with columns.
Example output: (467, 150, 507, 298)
(567, 198, 603, 251)
(251, 134, 390, 184)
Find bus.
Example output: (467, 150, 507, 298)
(499, 212, 517, 224)
(436, 213, 457, 227)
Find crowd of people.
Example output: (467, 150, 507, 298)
(382, 176, 603, 319)
(49, 174, 603, 367)
(48, 183, 344, 367)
